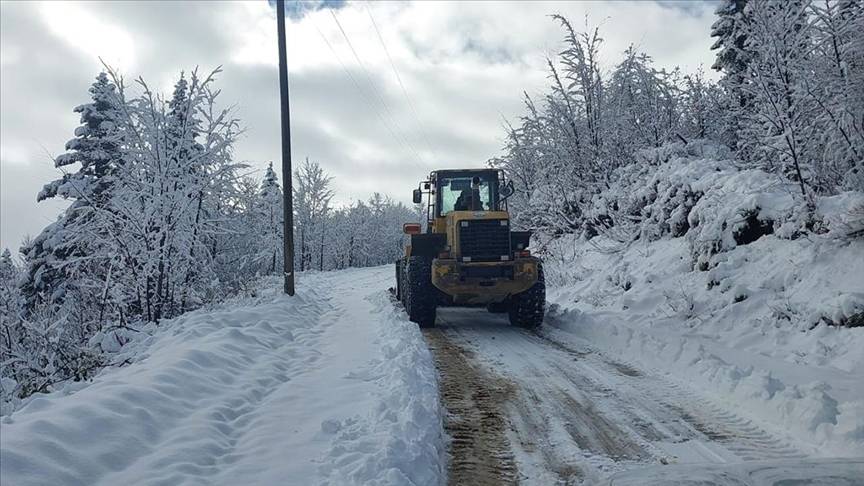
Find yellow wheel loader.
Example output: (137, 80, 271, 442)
(395, 169, 545, 328)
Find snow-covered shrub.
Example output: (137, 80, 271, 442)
(815, 192, 864, 240)
(686, 168, 796, 270)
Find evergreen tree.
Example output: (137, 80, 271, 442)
(21, 72, 123, 309)
(38, 72, 123, 204)
(257, 163, 284, 275)
(710, 0, 752, 149)
(711, 0, 751, 76)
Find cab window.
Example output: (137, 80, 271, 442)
(438, 176, 494, 215)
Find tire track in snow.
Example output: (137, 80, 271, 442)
(428, 308, 808, 484)
(422, 329, 518, 486)
(532, 327, 808, 463)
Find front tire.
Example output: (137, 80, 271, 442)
(509, 263, 545, 329)
(405, 256, 436, 327)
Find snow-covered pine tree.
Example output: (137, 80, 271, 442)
(21, 72, 124, 313)
(710, 0, 753, 150)
(39, 73, 124, 204)
(711, 0, 751, 81)
(256, 162, 284, 275)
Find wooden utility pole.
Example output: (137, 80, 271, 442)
(276, 0, 295, 295)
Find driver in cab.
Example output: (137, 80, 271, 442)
(454, 177, 484, 211)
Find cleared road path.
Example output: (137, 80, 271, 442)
(423, 307, 862, 485)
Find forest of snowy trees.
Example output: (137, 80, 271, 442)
(0, 68, 414, 406)
(2, 0, 863, 409)
(492, 0, 863, 239)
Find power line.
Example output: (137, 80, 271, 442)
(311, 16, 427, 173)
(328, 9, 428, 170)
(365, 2, 437, 163)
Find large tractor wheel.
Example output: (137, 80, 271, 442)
(509, 263, 545, 329)
(405, 256, 436, 328)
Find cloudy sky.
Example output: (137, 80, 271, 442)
(0, 0, 719, 254)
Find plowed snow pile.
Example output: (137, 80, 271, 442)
(541, 142, 864, 459)
(0, 267, 444, 486)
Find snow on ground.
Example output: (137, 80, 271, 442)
(0, 267, 444, 486)
(605, 457, 864, 485)
(543, 193, 864, 458)
(430, 310, 864, 485)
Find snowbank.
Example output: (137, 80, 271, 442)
(0, 267, 444, 486)
(542, 142, 864, 457)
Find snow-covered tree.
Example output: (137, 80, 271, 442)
(293, 158, 333, 272)
(0, 249, 22, 360)
(254, 163, 284, 275)
(679, 69, 725, 141)
(738, 0, 814, 200)
(109, 67, 243, 321)
(21, 72, 124, 311)
(710, 0, 753, 149)
(606, 47, 682, 157)
(711, 0, 751, 74)
(805, 0, 864, 192)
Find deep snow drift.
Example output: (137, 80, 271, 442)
(0, 267, 444, 486)
(541, 143, 864, 459)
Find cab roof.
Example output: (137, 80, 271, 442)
(429, 168, 502, 178)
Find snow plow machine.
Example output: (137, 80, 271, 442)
(395, 169, 545, 328)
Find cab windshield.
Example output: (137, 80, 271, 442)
(438, 174, 496, 215)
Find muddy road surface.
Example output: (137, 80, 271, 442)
(422, 308, 857, 485)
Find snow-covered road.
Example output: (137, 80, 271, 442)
(2, 265, 861, 485)
(0, 267, 445, 486)
(426, 307, 864, 485)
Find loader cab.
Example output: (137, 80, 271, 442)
(414, 169, 514, 232)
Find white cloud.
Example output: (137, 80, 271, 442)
(224, 2, 278, 67)
(38, 1, 136, 72)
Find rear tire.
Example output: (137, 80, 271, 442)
(405, 256, 436, 327)
(508, 263, 545, 329)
